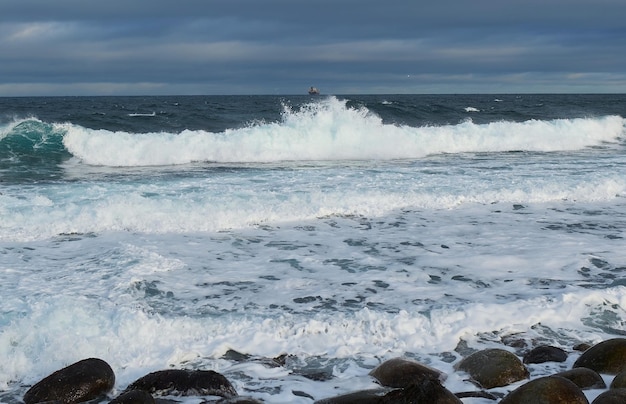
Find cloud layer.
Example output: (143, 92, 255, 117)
(1, 0, 625, 95)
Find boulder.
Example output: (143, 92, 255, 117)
(124, 369, 237, 398)
(591, 388, 626, 404)
(610, 370, 626, 389)
(109, 389, 155, 404)
(23, 358, 115, 404)
(523, 345, 567, 364)
(369, 357, 445, 388)
(555, 367, 606, 390)
(573, 338, 626, 374)
(380, 378, 461, 404)
(454, 348, 529, 389)
(499, 376, 588, 404)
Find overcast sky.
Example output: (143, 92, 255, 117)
(1, 0, 625, 96)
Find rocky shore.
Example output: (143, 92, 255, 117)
(20, 338, 626, 403)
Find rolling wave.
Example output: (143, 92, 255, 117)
(0, 118, 69, 164)
(2, 97, 624, 167)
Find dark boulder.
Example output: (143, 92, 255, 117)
(555, 367, 606, 390)
(380, 378, 461, 404)
(573, 338, 626, 374)
(454, 348, 529, 389)
(610, 370, 626, 389)
(23, 358, 115, 404)
(125, 369, 237, 398)
(499, 376, 588, 404)
(369, 357, 444, 388)
(314, 376, 461, 404)
(591, 388, 626, 404)
(109, 389, 155, 404)
(523, 345, 567, 364)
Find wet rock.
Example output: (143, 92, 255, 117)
(454, 348, 529, 389)
(125, 369, 237, 398)
(523, 345, 567, 364)
(109, 389, 155, 404)
(23, 358, 115, 404)
(314, 388, 389, 403)
(499, 376, 588, 404)
(573, 338, 626, 374)
(555, 367, 606, 390)
(380, 378, 462, 404)
(591, 388, 626, 404)
(369, 357, 445, 388)
(574, 343, 593, 352)
(610, 370, 626, 389)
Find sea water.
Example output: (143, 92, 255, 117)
(0, 94, 625, 402)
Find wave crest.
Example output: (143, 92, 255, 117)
(4, 98, 624, 167)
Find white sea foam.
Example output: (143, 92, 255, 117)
(59, 97, 625, 167)
(1, 170, 624, 242)
(127, 112, 156, 117)
(1, 283, 622, 399)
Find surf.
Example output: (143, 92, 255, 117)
(58, 97, 625, 167)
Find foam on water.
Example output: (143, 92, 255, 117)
(2, 95, 626, 403)
(1, 216, 625, 401)
(1, 159, 624, 242)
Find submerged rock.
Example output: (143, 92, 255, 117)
(369, 357, 445, 388)
(454, 348, 529, 389)
(574, 338, 626, 374)
(522, 345, 567, 364)
(23, 357, 115, 404)
(125, 369, 237, 398)
(555, 367, 606, 390)
(499, 376, 588, 404)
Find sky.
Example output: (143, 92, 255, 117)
(1, 0, 625, 96)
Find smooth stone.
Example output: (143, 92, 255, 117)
(555, 367, 606, 390)
(499, 376, 589, 404)
(574, 338, 626, 374)
(369, 357, 445, 388)
(591, 388, 626, 404)
(109, 389, 155, 404)
(380, 378, 462, 404)
(125, 369, 237, 398)
(454, 348, 529, 389)
(522, 345, 568, 364)
(610, 370, 626, 389)
(23, 358, 115, 404)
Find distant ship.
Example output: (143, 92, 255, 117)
(308, 86, 320, 95)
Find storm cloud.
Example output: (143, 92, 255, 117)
(1, 0, 625, 95)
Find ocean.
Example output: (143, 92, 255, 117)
(0, 94, 625, 403)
